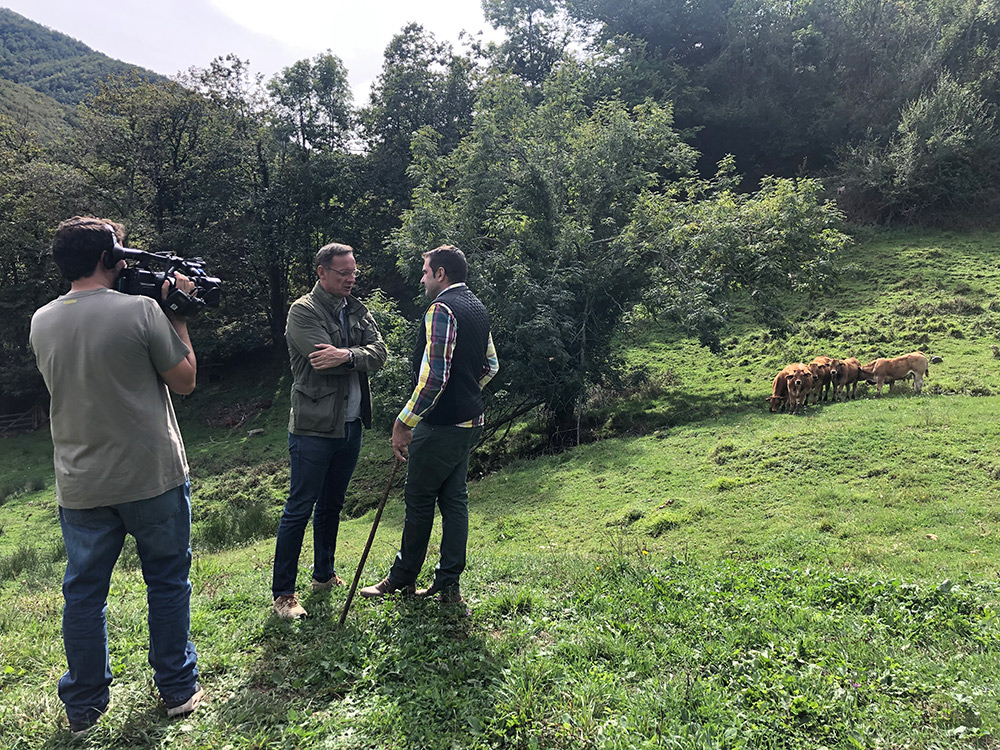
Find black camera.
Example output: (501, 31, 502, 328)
(108, 239, 222, 317)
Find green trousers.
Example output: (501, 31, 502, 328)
(389, 422, 482, 590)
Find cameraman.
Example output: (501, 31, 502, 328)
(29, 216, 202, 736)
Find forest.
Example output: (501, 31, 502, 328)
(3, 0, 1000, 442)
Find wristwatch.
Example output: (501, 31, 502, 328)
(347, 350, 355, 368)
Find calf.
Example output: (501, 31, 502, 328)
(766, 369, 790, 412)
(860, 351, 930, 396)
(784, 364, 814, 415)
(810, 356, 844, 403)
(807, 358, 832, 405)
(833, 357, 862, 401)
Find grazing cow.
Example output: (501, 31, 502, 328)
(766, 368, 790, 412)
(860, 351, 930, 396)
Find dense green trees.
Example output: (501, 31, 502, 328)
(0, 8, 163, 105)
(5, 0, 998, 437)
(393, 67, 702, 436)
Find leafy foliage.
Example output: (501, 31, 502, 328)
(0, 114, 89, 410)
(837, 74, 1000, 223)
(394, 65, 699, 438)
(627, 158, 850, 349)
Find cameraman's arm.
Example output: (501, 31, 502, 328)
(159, 275, 197, 395)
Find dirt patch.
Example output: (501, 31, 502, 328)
(205, 399, 273, 429)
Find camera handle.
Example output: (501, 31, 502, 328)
(162, 273, 204, 317)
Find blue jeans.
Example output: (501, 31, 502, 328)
(58, 481, 198, 727)
(389, 423, 481, 591)
(272, 422, 362, 597)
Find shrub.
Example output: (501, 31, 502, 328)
(836, 74, 1000, 224)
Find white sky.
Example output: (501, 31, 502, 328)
(0, 0, 502, 104)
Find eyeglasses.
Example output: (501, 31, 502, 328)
(325, 267, 360, 278)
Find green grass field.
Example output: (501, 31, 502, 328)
(1, 229, 999, 748)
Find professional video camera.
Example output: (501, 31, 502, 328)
(108, 233, 222, 317)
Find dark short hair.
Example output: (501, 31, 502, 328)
(315, 242, 354, 268)
(423, 245, 467, 283)
(52, 216, 124, 281)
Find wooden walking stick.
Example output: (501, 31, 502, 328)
(338, 458, 402, 627)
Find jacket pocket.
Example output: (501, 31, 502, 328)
(291, 383, 339, 433)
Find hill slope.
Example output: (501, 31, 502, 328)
(1, 229, 999, 748)
(0, 77, 73, 139)
(0, 7, 165, 105)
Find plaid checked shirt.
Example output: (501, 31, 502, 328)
(397, 284, 499, 428)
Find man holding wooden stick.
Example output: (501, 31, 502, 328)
(361, 245, 498, 605)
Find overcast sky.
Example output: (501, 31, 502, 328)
(1, 0, 502, 103)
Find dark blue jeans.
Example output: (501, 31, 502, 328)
(58, 481, 198, 727)
(272, 422, 362, 597)
(389, 422, 481, 591)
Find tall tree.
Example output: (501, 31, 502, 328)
(359, 24, 478, 298)
(393, 64, 699, 440)
(482, 0, 574, 86)
(0, 114, 89, 409)
(267, 52, 353, 153)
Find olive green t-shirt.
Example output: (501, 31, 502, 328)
(29, 288, 190, 509)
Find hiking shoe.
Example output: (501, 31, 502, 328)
(359, 577, 415, 599)
(415, 583, 464, 604)
(165, 684, 204, 718)
(69, 714, 100, 737)
(273, 594, 307, 619)
(311, 573, 345, 592)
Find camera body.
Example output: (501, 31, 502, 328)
(112, 247, 222, 317)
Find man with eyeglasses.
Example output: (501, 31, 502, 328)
(271, 243, 387, 619)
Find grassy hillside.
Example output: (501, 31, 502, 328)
(0, 78, 73, 141)
(0, 8, 165, 106)
(1, 229, 999, 748)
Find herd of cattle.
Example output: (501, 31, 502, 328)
(766, 351, 937, 414)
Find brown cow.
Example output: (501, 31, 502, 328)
(833, 357, 862, 401)
(809, 356, 844, 403)
(784, 364, 814, 414)
(860, 351, 930, 396)
(807, 358, 832, 405)
(766, 369, 790, 412)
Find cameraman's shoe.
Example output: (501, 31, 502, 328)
(311, 573, 345, 592)
(359, 577, 415, 599)
(69, 710, 104, 737)
(165, 684, 204, 718)
(273, 594, 307, 619)
(416, 583, 463, 604)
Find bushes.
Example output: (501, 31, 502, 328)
(627, 161, 850, 349)
(836, 74, 1000, 224)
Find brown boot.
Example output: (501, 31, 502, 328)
(273, 594, 307, 619)
(311, 573, 345, 592)
(359, 577, 415, 599)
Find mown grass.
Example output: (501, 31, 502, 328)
(2, 228, 1000, 747)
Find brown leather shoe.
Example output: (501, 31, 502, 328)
(273, 594, 307, 619)
(311, 573, 345, 592)
(415, 583, 463, 604)
(359, 577, 415, 598)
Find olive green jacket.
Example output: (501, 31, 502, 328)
(286, 282, 387, 437)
